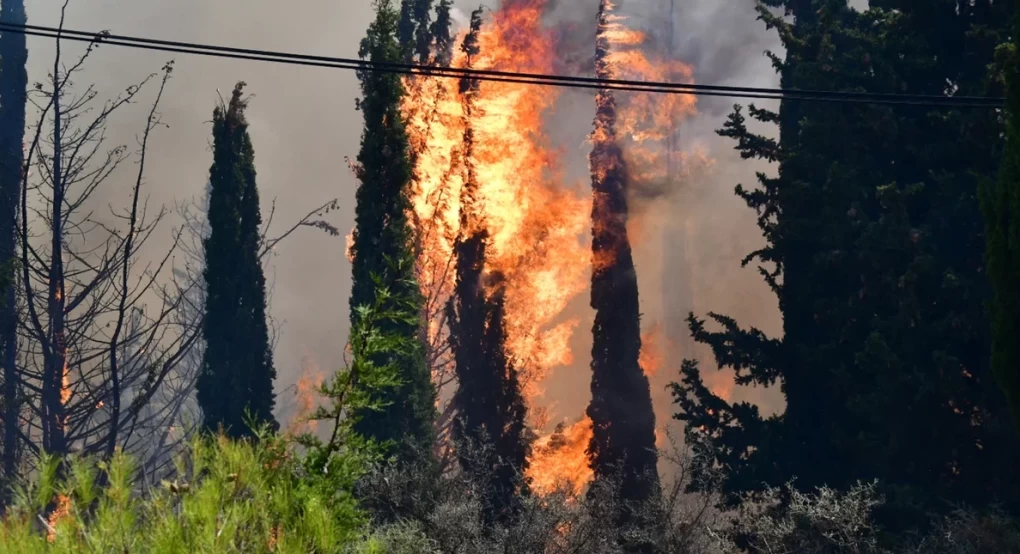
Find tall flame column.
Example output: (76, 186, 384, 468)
(447, 10, 530, 528)
(586, 0, 661, 520)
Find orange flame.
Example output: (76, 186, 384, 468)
(528, 417, 595, 497)
(46, 494, 72, 543)
(60, 359, 71, 406)
(405, 0, 701, 497)
(287, 356, 325, 436)
(639, 322, 665, 378)
(344, 229, 356, 263)
(405, 0, 589, 413)
(598, 1, 698, 192)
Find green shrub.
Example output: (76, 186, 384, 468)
(0, 431, 372, 553)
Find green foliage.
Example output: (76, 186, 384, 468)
(349, 0, 437, 465)
(721, 481, 885, 554)
(673, 0, 1020, 534)
(980, 4, 1020, 433)
(0, 433, 367, 553)
(198, 82, 278, 440)
(0, 282, 442, 552)
(300, 277, 418, 474)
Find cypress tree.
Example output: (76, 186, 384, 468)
(446, 9, 531, 527)
(198, 83, 278, 439)
(411, 0, 434, 65)
(431, 0, 455, 67)
(673, 0, 1020, 533)
(349, 0, 436, 463)
(397, 0, 416, 63)
(981, 3, 1020, 434)
(0, 0, 27, 500)
(587, 0, 660, 543)
(397, 0, 434, 65)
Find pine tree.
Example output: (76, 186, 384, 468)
(349, 0, 436, 463)
(980, 2, 1020, 434)
(586, 1, 660, 544)
(0, 0, 27, 501)
(198, 83, 278, 440)
(446, 10, 531, 527)
(673, 0, 1020, 533)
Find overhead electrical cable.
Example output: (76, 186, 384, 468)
(0, 21, 1006, 108)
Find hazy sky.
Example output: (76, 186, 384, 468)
(16, 0, 846, 425)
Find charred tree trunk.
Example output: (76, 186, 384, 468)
(586, 0, 660, 544)
(0, 0, 27, 499)
(447, 15, 530, 527)
(447, 241, 530, 527)
(43, 29, 69, 460)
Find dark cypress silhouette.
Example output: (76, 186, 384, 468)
(447, 9, 530, 527)
(397, 0, 416, 63)
(0, 0, 27, 498)
(982, 2, 1020, 434)
(198, 83, 278, 439)
(349, 0, 436, 463)
(586, 0, 660, 541)
(397, 0, 435, 64)
(674, 0, 1020, 533)
(431, 0, 455, 67)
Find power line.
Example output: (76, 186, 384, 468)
(0, 22, 1006, 109)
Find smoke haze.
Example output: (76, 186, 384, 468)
(20, 0, 805, 432)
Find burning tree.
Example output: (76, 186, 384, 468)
(404, 0, 591, 492)
(445, 11, 531, 527)
(197, 83, 278, 439)
(586, 0, 661, 531)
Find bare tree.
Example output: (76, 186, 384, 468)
(11, 8, 198, 481)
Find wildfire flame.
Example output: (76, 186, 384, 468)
(46, 494, 72, 543)
(528, 417, 595, 497)
(596, 0, 698, 198)
(639, 322, 665, 378)
(60, 359, 71, 406)
(403, 0, 700, 496)
(287, 356, 325, 436)
(404, 0, 588, 414)
(344, 229, 356, 263)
